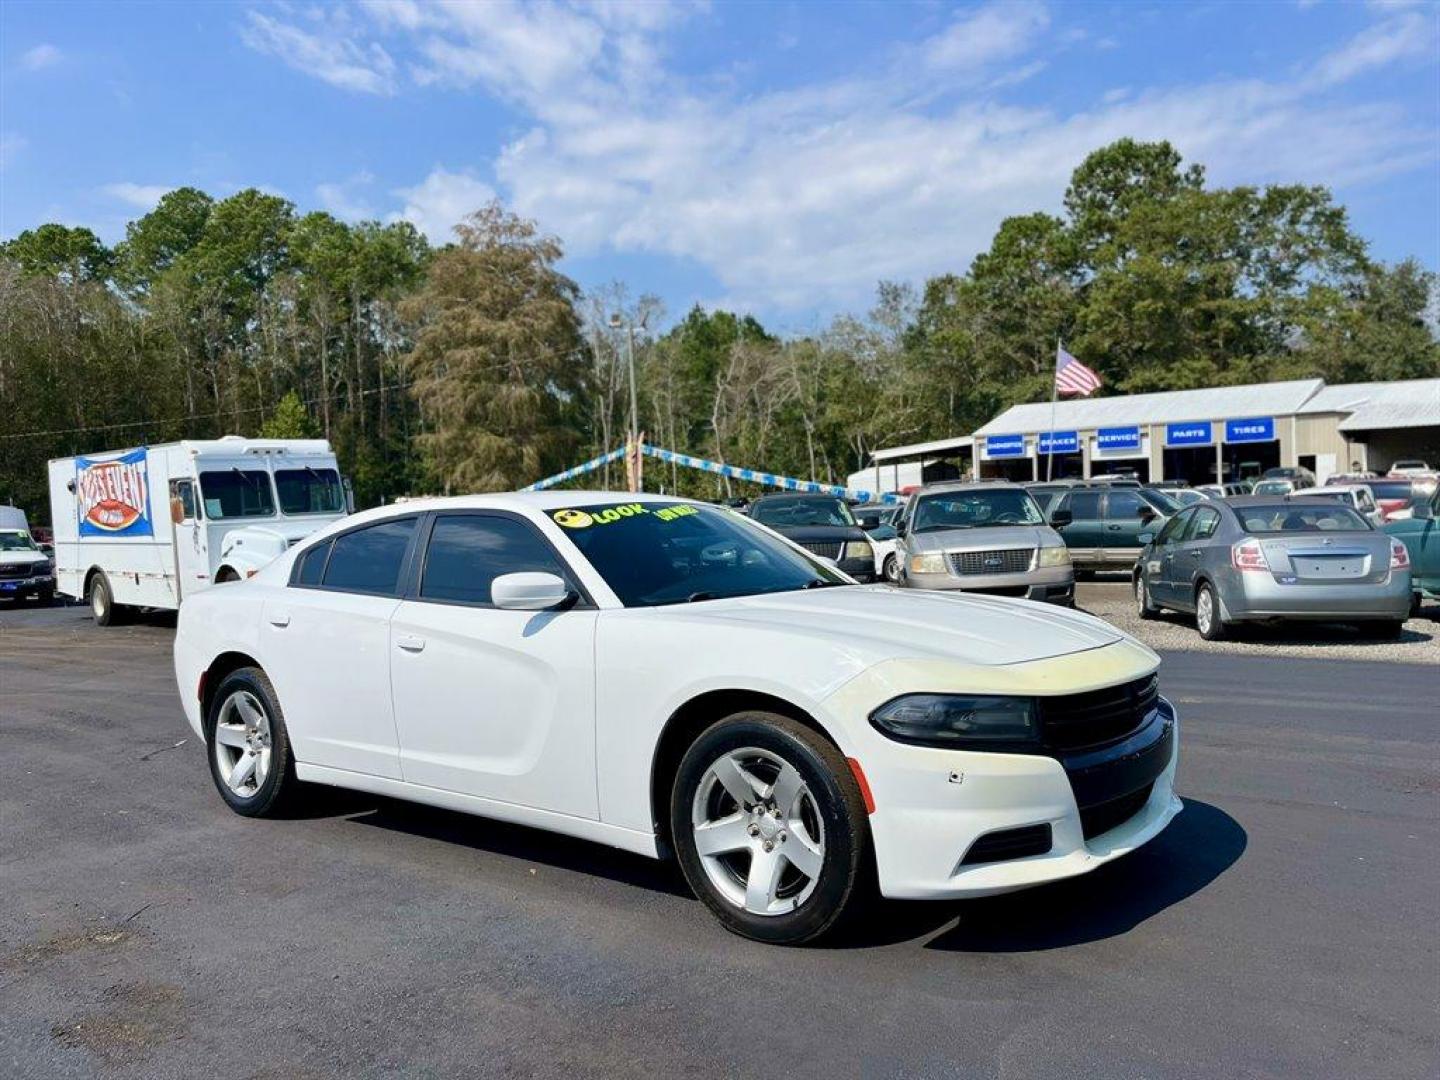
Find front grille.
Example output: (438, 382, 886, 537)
(1080, 782, 1154, 839)
(800, 541, 843, 560)
(1038, 674, 1159, 752)
(961, 824, 1053, 865)
(946, 548, 1033, 576)
(0, 563, 31, 579)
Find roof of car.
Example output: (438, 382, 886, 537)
(1291, 485, 1365, 494)
(748, 491, 841, 503)
(354, 490, 696, 520)
(917, 480, 1023, 494)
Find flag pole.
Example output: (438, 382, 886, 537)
(1047, 336, 1060, 482)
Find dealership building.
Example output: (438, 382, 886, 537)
(854, 377, 1440, 491)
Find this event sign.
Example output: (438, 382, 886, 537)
(1224, 417, 1276, 443)
(75, 448, 153, 537)
(1165, 422, 1213, 447)
(984, 434, 1027, 459)
(1096, 426, 1142, 452)
(1037, 430, 1079, 454)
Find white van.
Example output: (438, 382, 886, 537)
(48, 437, 349, 624)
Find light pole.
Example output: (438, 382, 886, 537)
(609, 311, 647, 492)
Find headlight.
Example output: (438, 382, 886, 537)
(1036, 545, 1070, 567)
(870, 694, 1038, 747)
(842, 540, 873, 561)
(908, 553, 947, 574)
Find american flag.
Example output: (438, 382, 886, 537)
(1055, 344, 1102, 396)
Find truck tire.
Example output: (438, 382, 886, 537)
(89, 572, 123, 627)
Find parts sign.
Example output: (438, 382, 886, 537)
(76, 448, 154, 537)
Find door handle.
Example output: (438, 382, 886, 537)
(395, 634, 426, 653)
(267, 611, 291, 628)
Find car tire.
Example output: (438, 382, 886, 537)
(1195, 582, 1226, 641)
(670, 711, 873, 945)
(1135, 574, 1158, 619)
(882, 554, 899, 583)
(1359, 620, 1404, 641)
(89, 572, 123, 627)
(206, 666, 301, 818)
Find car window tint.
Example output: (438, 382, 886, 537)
(322, 518, 415, 595)
(1156, 510, 1190, 545)
(1187, 507, 1220, 541)
(421, 515, 567, 606)
(1068, 491, 1102, 518)
(295, 540, 331, 586)
(1105, 491, 1146, 519)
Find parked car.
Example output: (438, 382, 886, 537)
(1195, 482, 1253, 500)
(1261, 466, 1317, 488)
(0, 528, 55, 605)
(852, 503, 902, 531)
(1365, 477, 1414, 522)
(1289, 484, 1382, 526)
(1385, 483, 1439, 612)
(173, 492, 1181, 945)
(1388, 459, 1432, 476)
(1042, 487, 1182, 573)
(1170, 489, 1209, 507)
(747, 493, 875, 582)
(895, 482, 1074, 604)
(1253, 478, 1300, 497)
(1134, 497, 1412, 640)
(1380, 473, 1438, 523)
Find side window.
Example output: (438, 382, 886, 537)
(169, 479, 198, 522)
(321, 518, 416, 596)
(1156, 509, 1191, 545)
(1104, 491, 1146, 519)
(1358, 490, 1375, 511)
(1187, 507, 1220, 541)
(420, 515, 567, 606)
(1068, 491, 1102, 519)
(293, 539, 332, 587)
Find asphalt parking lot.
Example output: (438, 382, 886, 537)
(2, 600, 1437, 1079)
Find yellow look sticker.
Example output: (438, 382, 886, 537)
(552, 508, 596, 529)
(550, 502, 701, 529)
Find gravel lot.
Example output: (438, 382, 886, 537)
(2, 602, 1437, 1079)
(1077, 575, 1439, 663)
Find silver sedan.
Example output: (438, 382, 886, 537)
(1133, 496, 1412, 640)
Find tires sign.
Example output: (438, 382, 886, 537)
(76, 448, 154, 537)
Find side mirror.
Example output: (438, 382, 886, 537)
(1138, 532, 1155, 545)
(1050, 509, 1073, 527)
(491, 571, 573, 611)
(170, 497, 185, 525)
(893, 520, 906, 536)
(1139, 508, 1157, 523)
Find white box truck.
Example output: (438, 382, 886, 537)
(48, 436, 349, 625)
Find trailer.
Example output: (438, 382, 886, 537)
(48, 436, 349, 624)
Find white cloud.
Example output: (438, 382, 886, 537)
(390, 167, 496, 241)
(240, 10, 397, 95)
(21, 43, 61, 71)
(244, 1, 1438, 311)
(101, 182, 176, 209)
(316, 171, 377, 220)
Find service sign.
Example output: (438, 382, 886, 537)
(1165, 422, 1213, 447)
(1096, 426, 1142, 452)
(1224, 417, 1275, 443)
(1038, 431, 1079, 455)
(984, 434, 1026, 459)
(76, 448, 153, 537)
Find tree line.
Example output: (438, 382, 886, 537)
(2, 139, 1435, 519)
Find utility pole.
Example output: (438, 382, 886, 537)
(610, 310, 647, 493)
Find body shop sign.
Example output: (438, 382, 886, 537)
(76, 449, 153, 537)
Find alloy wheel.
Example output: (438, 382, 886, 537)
(690, 747, 826, 916)
(1197, 589, 1213, 634)
(212, 690, 274, 798)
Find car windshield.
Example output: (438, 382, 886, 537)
(1252, 480, 1293, 496)
(1237, 504, 1370, 533)
(275, 467, 345, 515)
(750, 497, 856, 528)
(911, 489, 1044, 532)
(0, 531, 38, 551)
(199, 469, 276, 519)
(1368, 480, 1412, 500)
(551, 502, 847, 606)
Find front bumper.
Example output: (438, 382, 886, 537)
(861, 700, 1181, 900)
(839, 558, 877, 583)
(903, 562, 1074, 604)
(1221, 568, 1412, 621)
(0, 573, 54, 599)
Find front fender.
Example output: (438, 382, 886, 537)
(218, 527, 290, 577)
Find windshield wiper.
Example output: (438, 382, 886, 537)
(232, 467, 260, 489)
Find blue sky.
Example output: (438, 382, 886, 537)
(2, 0, 1437, 330)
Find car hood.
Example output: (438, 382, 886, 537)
(688, 585, 1127, 667)
(0, 550, 47, 566)
(905, 523, 1055, 553)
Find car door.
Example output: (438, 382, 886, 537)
(1148, 508, 1193, 604)
(388, 511, 600, 819)
(1170, 505, 1221, 606)
(262, 516, 419, 779)
(1101, 489, 1154, 566)
(1052, 490, 1104, 565)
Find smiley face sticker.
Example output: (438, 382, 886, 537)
(552, 508, 594, 529)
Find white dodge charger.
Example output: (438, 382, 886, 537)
(174, 492, 1181, 944)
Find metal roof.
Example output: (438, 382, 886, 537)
(871, 435, 974, 462)
(973, 379, 1325, 436)
(1301, 379, 1440, 432)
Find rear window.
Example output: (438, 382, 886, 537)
(1237, 504, 1370, 533)
(1368, 480, 1412, 500)
(322, 518, 416, 595)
